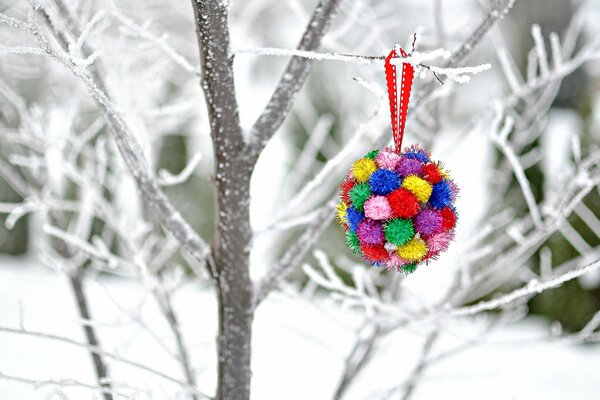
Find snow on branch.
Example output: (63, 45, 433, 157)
(450, 258, 600, 317)
(235, 46, 490, 83)
(0, 8, 214, 272)
(158, 153, 202, 187)
(111, 7, 199, 75)
(0, 325, 212, 398)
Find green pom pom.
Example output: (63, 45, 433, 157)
(345, 231, 361, 253)
(365, 150, 380, 160)
(402, 264, 418, 274)
(384, 218, 415, 246)
(349, 183, 371, 212)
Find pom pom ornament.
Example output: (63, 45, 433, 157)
(336, 45, 459, 274)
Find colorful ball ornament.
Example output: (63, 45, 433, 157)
(336, 46, 459, 274)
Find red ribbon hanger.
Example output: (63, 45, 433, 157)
(385, 46, 415, 151)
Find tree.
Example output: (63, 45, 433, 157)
(1, 0, 600, 399)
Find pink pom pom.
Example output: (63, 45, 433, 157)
(384, 253, 409, 270)
(426, 231, 455, 254)
(375, 150, 401, 170)
(364, 196, 392, 220)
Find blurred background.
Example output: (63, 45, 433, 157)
(1, 0, 600, 399)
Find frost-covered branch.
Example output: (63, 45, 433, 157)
(412, 0, 516, 108)
(0, 6, 214, 271)
(246, 0, 343, 160)
(490, 110, 544, 228)
(111, 6, 199, 75)
(450, 257, 600, 317)
(0, 325, 212, 398)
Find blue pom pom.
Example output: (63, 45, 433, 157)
(405, 151, 430, 163)
(369, 169, 400, 195)
(429, 180, 453, 209)
(346, 207, 364, 232)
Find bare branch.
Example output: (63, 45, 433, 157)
(69, 276, 113, 400)
(246, 0, 343, 160)
(450, 257, 600, 317)
(0, 325, 212, 399)
(411, 0, 517, 109)
(15, 5, 215, 273)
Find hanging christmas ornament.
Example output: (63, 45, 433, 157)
(336, 46, 459, 274)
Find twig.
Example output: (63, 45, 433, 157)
(400, 330, 440, 400)
(333, 322, 381, 400)
(154, 286, 198, 400)
(0, 325, 212, 399)
(69, 275, 113, 400)
(246, 0, 343, 160)
(411, 0, 517, 108)
(21, 4, 215, 274)
(450, 257, 600, 317)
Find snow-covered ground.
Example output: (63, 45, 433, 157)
(1, 255, 598, 399)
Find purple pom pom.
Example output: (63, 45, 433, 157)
(357, 219, 385, 245)
(396, 158, 423, 177)
(414, 209, 443, 236)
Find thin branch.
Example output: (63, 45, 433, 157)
(333, 322, 381, 400)
(17, 5, 215, 274)
(69, 276, 113, 400)
(0, 370, 128, 396)
(254, 196, 337, 305)
(154, 286, 198, 400)
(400, 330, 440, 400)
(411, 0, 517, 109)
(450, 257, 600, 317)
(491, 113, 544, 228)
(0, 325, 212, 399)
(246, 0, 343, 160)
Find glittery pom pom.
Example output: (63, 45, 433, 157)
(352, 158, 377, 183)
(337, 145, 458, 273)
(357, 219, 385, 245)
(396, 158, 423, 178)
(397, 237, 428, 261)
(364, 196, 393, 220)
(414, 209, 443, 236)
(402, 176, 433, 203)
(369, 169, 400, 195)
(375, 150, 401, 170)
(426, 230, 454, 254)
(387, 188, 420, 218)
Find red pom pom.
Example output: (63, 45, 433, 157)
(360, 243, 389, 262)
(422, 163, 443, 184)
(440, 207, 456, 230)
(339, 179, 356, 204)
(387, 188, 419, 218)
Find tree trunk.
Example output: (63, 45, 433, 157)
(190, 1, 255, 398)
(214, 167, 254, 400)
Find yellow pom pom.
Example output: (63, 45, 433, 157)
(336, 201, 348, 225)
(352, 158, 377, 183)
(397, 237, 428, 261)
(402, 175, 432, 202)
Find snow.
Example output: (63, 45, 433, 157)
(0, 255, 598, 399)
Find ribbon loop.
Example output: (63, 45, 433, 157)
(385, 46, 415, 151)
